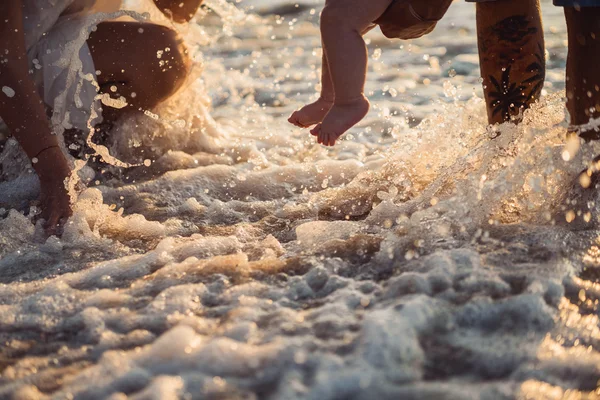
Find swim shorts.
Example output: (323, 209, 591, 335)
(375, 0, 453, 39)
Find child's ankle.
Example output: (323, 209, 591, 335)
(333, 95, 368, 106)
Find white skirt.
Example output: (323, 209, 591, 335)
(24, 0, 126, 132)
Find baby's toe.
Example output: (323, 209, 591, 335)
(292, 115, 310, 128)
(325, 132, 335, 147)
(310, 124, 321, 137)
(319, 132, 329, 146)
(317, 129, 328, 146)
(329, 132, 340, 146)
(318, 133, 326, 146)
(324, 130, 338, 147)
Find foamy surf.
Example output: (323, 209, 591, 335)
(2, 1, 600, 399)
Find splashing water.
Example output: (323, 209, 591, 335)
(2, 1, 600, 399)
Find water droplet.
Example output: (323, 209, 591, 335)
(580, 173, 591, 189)
(372, 48, 382, 60)
(2, 86, 15, 98)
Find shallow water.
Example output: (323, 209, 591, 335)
(2, 1, 600, 399)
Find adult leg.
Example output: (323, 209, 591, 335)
(564, 5, 600, 218)
(476, 0, 545, 125)
(564, 7, 600, 140)
(87, 22, 191, 123)
(541, 4, 600, 227)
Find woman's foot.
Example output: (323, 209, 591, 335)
(288, 97, 334, 128)
(310, 96, 370, 147)
(34, 147, 73, 236)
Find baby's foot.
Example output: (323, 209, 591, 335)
(288, 97, 334, 128)
(310, 96, 370, 146)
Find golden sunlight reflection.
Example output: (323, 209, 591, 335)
(3, 0, 600, 398)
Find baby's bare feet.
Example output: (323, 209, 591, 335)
(310, 96, 370, 146)
(288, 97, 334, 128)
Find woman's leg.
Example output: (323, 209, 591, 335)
(476, 0, 545, 125)
(87, 22, 191, 123)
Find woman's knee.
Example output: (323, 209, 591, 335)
(144, 24, 191, 98)
(90, 22, 191, 104)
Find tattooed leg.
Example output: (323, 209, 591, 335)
(476, 0, 545, 125)
(564, 7, 600, 141)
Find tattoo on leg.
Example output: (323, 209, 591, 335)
(479, 16, 539, 61)
(522, 42, 545, 102)
(488, 65, 527, 120)
(481, 15, 545, 122)
(492, 16, 538, 44)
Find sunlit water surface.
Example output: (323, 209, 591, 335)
(2, 1, 600, 399)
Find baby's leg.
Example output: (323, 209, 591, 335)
(289, 22, 378, 129)
(288, 49, 335, 128)
(311, 0, 391, 146)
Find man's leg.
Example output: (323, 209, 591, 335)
(564, 7, 600, 140)
(476, 0, 545, 125)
